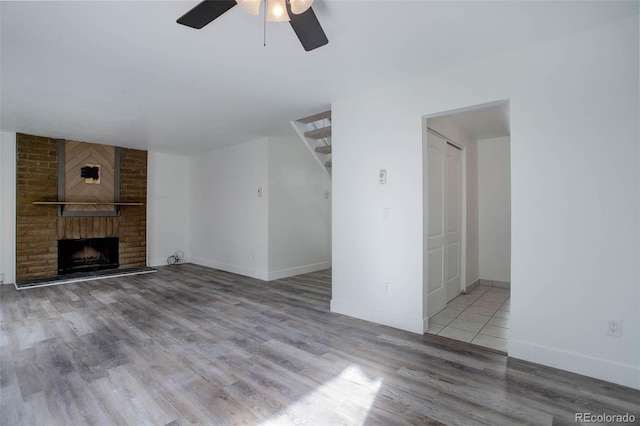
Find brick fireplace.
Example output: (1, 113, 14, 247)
(16, 133, 147, 281)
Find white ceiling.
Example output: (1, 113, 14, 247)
(1, 1, 637, 154)
(436, 102, 511, 141)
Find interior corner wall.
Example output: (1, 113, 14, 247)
(189, 138, 269, 280)
(0, 132, 17, 284)
(147, 151, 191, 267)
(267, 134, 332, 280)
(478, 137, 511, 283)
(332, 15, 639, 389)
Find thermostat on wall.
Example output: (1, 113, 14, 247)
(379, 169, 387, 184)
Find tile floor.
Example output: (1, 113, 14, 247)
(426, 285, 510, 352)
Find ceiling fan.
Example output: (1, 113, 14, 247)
(177, 0, 328, 51)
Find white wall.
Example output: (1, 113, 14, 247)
(147, 151, 191, 267)
(268, 135, 332, 280)
(0, 132, 16, 284)
(187, 134, 332, 281)
(189, 138, 269, 280)
(332, 15, 639, 389)
(478, 137, 511, 283)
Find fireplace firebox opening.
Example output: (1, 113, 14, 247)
(58, 237, 119, 275)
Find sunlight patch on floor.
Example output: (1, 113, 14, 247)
(261, 365, 383, 425)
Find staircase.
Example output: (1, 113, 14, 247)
(291, 110, 332, 178)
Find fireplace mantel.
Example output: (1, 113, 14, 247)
(33, 201, 144, 206)
(32, 200, 144, 216)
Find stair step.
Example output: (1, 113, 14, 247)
(325, 160, 332, 168)
(315, 145, 332, 154)
(297, 110, 331, 124)
(304, 126, 332, 139)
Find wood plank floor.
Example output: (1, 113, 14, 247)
(1, 264, 638, 425)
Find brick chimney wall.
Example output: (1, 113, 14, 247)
(15, 133, 147, 281)
(16, 135, 59, 279)
(118, 148, 147, 268)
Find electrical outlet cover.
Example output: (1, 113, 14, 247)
(607, 319, 621, 337)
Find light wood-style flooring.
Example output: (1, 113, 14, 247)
(1, 264, 638, 425)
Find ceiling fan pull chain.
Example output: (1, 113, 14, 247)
(263, 0, 267, 46)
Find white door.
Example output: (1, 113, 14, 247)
(445, 143, 462, 302)
(427, 132, 447, 316)
(427, 131, 463, 317)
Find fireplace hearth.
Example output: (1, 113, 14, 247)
(58, 238, 119, 275)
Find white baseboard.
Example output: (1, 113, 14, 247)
(0, 272, 15, 285)
(464, 279, 480, 293)
(151, 258, 330, 281)
(148, 257, 176, 267)
(509, 339, 640, 390)
(478, 279, 510, 289)
(268, 261, 331, 281)
(149, 255, 193, 268)
(190, 257, 269, 281)
(331, 298, 424, 334)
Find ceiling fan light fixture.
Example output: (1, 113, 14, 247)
(290, 0, 314, 15)
(236, 0, 261, 15)
(177, 0, 328, 51)
(266, 0, 290, 22)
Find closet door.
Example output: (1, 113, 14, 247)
(445, 143, 462, 302)
(427, 132, 447, 316)
(427, 132, 463, 318)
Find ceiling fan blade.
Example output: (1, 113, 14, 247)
(287, 6, 328, 51)
(177, 0, 237, 29)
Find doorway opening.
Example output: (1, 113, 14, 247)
(423, 100, 511, 352)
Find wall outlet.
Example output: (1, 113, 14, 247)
(383, 282, 390, 295)
(607, 319, 621, 337)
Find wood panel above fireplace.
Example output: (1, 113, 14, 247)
(61, 140, 119, 215)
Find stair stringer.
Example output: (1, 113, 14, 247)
(290, 120, 332, 178)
